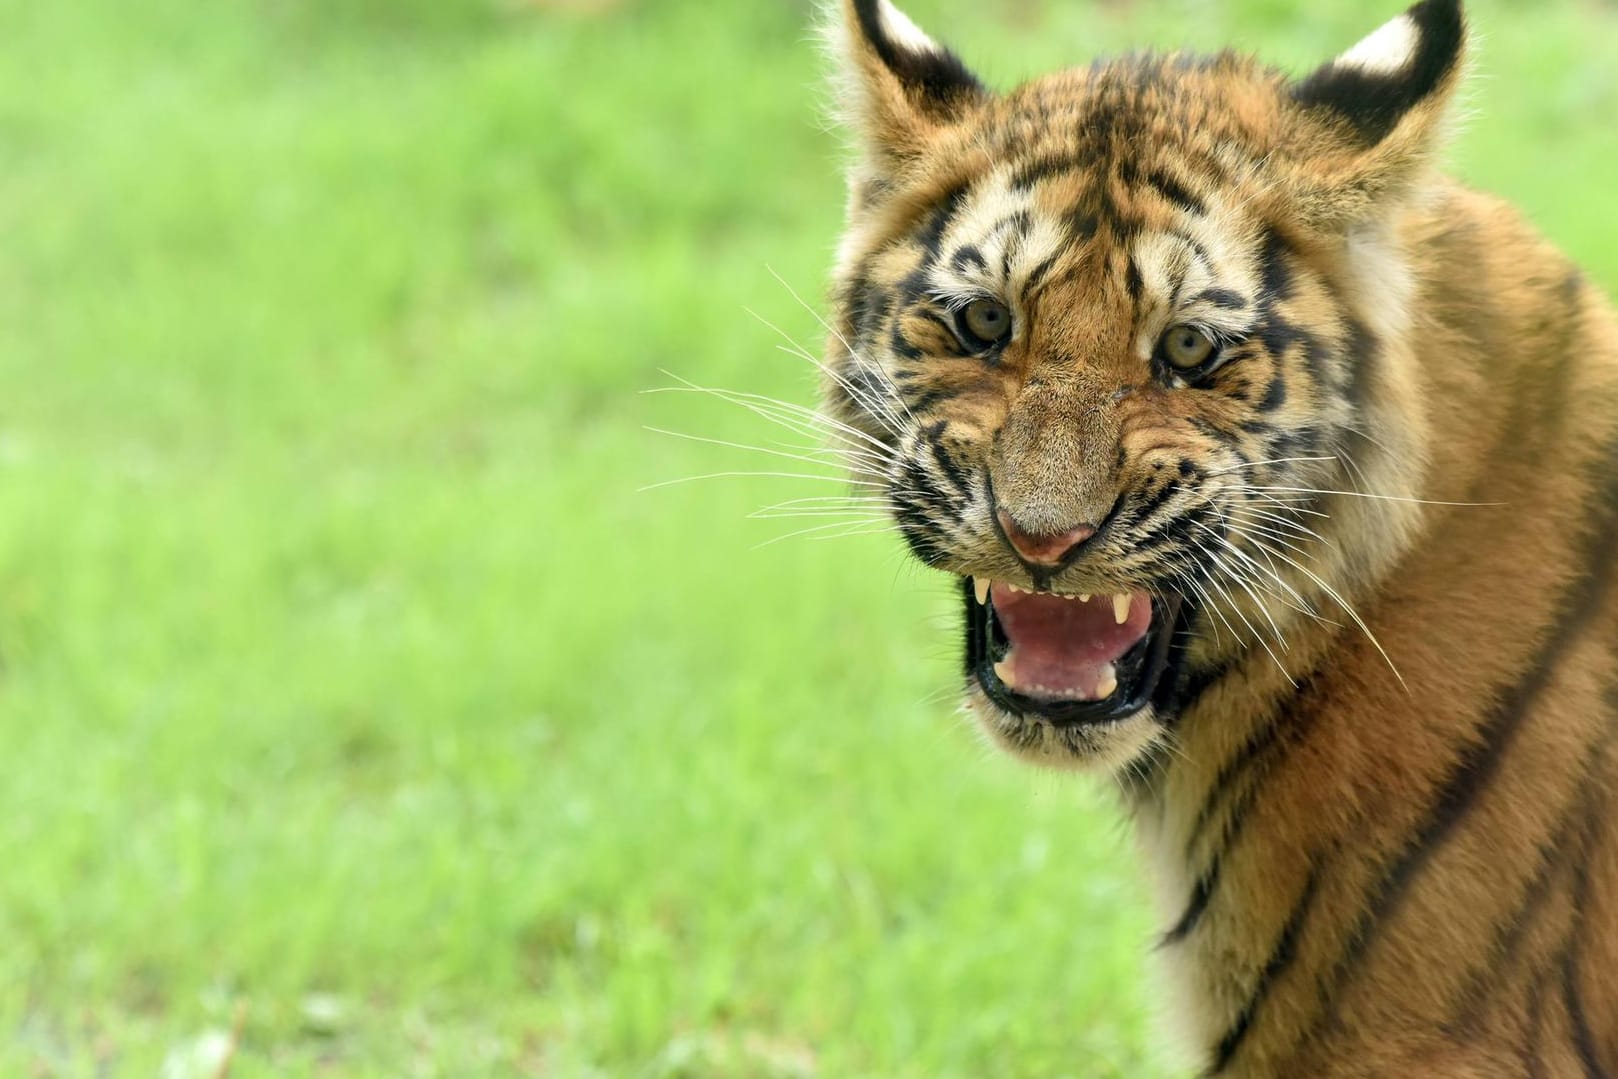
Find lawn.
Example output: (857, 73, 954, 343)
(0, 0, 1614, 1075)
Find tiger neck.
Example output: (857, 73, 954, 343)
(1122, 183, 1614, 1073)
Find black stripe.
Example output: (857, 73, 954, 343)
(904, 387, 954, 415)
(1164, 657, 1232, 719)
(849, 284, 893, 344)
(1564, 777, 1611, 1079)
(1145, 168, 1207, 216)
(1342, 317, 1379, 408)
(889, 325, 923, 361)
(1133, 479, 1182, 523)
(1162, 860, 1220, 944)
(1529, 268, 1588, 445)
(903, 456, 948, 510)
(1024, 252, 1060, 293)
(1524, 971, 1549, 1079)
(1125, 257, 1144, 303)
(1068, 210, 1099, 246)
(1181, 708, 1287, 859)
(1166, 749, 1286, 945)
(949, 244, 986, 275)
(1443, 802, 1582, 1032)
(1444, 688, 1617, 1034)
(1564, 945, 1608, 1078)
(916, 184, 970, 261)
(1193, 288, 1248, 310)
(1307, 438, 1618, 1034)
(1258, 375, 1288, 412)
(1256, 227, 1294, 306)
(1010, 153, 1086, 190)
(927, 426, 971, 498)
(1207, 868, 1322, 1074)
(894, 512, 945, 566)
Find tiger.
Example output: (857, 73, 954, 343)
(815, 0, 1618, 1074)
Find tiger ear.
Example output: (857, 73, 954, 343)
(1285, 0, 1468, 227)
(826, 0, 988, 179)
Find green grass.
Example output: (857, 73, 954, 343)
(0, 0, 1614, 1074)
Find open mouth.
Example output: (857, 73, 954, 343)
(964, 578, 1189, 725)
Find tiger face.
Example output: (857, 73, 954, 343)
(824, 0, 1457, 770)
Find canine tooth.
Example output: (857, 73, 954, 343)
(1096, 664, 1118, 698)
(993, 660, 1012, 684)
(973, 576, 990, 605)
(1113, 594, 1131, 624)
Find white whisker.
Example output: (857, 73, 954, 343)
(639, 470, 885, 493)
(752, 517, 895, 549)
(1230, 484, 1504, 508)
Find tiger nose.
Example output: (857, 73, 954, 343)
(996, 511, 1098, 566)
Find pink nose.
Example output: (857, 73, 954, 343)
(996, 511, 1097, 566)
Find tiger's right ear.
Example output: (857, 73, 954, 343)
(1283, 0, 1468, 228)
(826, 0, 988, 176)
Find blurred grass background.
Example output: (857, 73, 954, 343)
(0, 0, 1614, 1075)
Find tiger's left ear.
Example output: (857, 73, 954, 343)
(1285, 0, 1468, 227)
(827, 0, 988, 181)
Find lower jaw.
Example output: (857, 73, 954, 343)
(963, 583, 1191, 726)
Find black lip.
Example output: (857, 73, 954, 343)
(962, 578, 1191, 726)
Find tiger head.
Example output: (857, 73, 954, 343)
(821, 0, 1467, 770)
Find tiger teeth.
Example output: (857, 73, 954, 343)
(993, 659, 1012, 684)
(1096, 663, 1118, 698)
(1079, 594, 1091, 602)
(1113, 594, 1131, 624)
(973, 576, 990, 605)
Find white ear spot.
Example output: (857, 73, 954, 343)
(1337, 13, 1419, 76)
(877, 0, 941, 56)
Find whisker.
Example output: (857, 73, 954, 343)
(1230, 484, 1504, 508)
(751, 517, 895, 549)
(1205, 456, 1337, 477)
(765, 265, 919, 429)
(644, 426, 891, 479)
(639, 470, 886, 493)
(647, 375, 900, 460)
(745, 307, 909, 440)
(809, 524, 902, 542)
(1238, 535, 1407, 688)
(749, 507, 893, 520)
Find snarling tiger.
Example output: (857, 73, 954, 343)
(818, 0, 1618, 1073)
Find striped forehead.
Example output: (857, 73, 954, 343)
(924, 174, 1065, 299)
(1126, 202, 1259, 352)
(924, 181, 1262, 359)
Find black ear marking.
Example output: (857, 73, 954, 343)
(851, 0, 984, 115)
(1292, 0, 1465, 146)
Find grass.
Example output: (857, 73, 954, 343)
(0, 0, 1613, 1074)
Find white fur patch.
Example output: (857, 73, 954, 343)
(1128, 220, 1255, 361)
(877, 0, 941, 56)
(925, 175, 1065, 310)
(1336, 13, 1419, 76)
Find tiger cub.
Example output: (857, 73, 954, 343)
(819, 0, 1618, 1073)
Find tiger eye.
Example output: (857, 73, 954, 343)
(1162, 325, 1217, 370)
(961, 297, 1012, 344)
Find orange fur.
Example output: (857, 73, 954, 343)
(818, 1, 1618, 1073)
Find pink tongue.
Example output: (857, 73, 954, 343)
(991, 586, 1152, 700)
